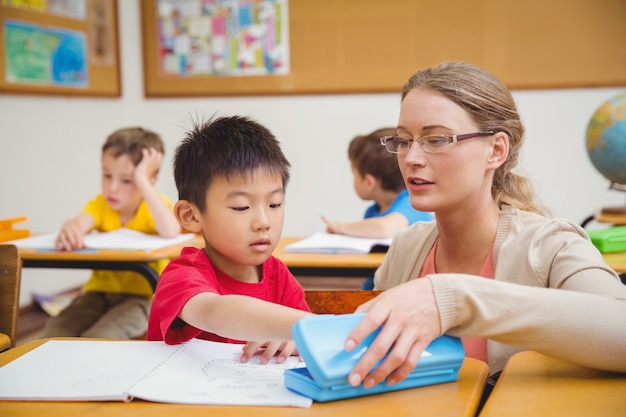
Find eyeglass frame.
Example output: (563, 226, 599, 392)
(379, 131, 496, 154)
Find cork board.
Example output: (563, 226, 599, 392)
(140, 0, 626, 97)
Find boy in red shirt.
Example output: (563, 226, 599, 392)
(148, 116, 311, 365)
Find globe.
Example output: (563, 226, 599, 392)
(585, 93, 626, 191)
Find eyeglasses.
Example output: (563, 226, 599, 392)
(380, 131, 496, 154)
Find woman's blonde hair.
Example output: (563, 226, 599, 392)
(402, 62, 549, 216)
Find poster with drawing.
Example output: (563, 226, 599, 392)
(155, 0, 289, 77)
(0, 0, 120, 96)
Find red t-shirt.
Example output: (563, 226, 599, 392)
(147, 246, 310, 344)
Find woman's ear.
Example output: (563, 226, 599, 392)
(174, 200, 203, 233)
(487, 132, 510, 169)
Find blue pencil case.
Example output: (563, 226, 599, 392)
(284, 313, 464, 402)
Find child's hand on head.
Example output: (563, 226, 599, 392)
(135, 147, 163, 182)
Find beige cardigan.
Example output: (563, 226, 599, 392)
(374, 205, 626, 373)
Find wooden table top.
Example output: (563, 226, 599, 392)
(479, 351, 626, 417)
(274, 237, 386, 269)
(0, 338, 489, 417)
(602, 251, 626, 273)
(0, 334, 10, 352)
(160, 236, 386, 270)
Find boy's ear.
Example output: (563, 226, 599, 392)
(174, 200, 203, 233)
(364, 173, 378, 190)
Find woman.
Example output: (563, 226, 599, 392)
(345, 62, 626, 390)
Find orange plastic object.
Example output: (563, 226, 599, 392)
(0, 217, 30, 242)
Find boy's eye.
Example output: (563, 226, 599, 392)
(270, 203, 283, 209)
(231, 206, 249, 212)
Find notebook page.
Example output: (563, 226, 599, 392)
(0, 340, 180, 401)
(283, 233, 392, 254)
(127, 338, 312, 407)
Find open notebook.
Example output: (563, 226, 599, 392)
(9, 229, 196, 251)
(0, 339, 312, 407)
(284, 233, 392, 254)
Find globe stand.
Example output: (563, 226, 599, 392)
(598, 182, 626, 225)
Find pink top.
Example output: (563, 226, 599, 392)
(420, 239, 494, 363)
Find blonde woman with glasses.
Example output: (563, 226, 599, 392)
(344, 62, 626, 394)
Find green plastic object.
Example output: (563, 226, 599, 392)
(587, 225, 626, 253)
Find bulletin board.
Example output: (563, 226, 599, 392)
(0, 0, 120, 97)
(140, 0, 626, 97)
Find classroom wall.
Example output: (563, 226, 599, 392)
(1, 0, 625, 306)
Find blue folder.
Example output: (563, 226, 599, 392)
(284, 313, 465, 402)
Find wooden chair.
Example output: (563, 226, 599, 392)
(0, 244, 22, 351)
(305, 290, 382, 314)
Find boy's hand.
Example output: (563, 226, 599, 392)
(55, 219, 86, 251)
(240, 340, 298, 364)
(135, 147, 163, 182)
(321, 215, 340, 234)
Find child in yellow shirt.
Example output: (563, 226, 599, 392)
(42, 127, 180, 339)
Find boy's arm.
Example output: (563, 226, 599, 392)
(180, 292, 312, 342)
(323, 212, 409, 239)
(135, 148, 181, 238)
(55, 213, 95, 251)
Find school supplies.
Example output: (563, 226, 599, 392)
(0, 338, 312, 407)
(284, 313, 465, 402)
(587, 225, 626, 253)
(0, 216, 29, 242)
(283, 233, 392, 254)
(8, 228, 195, 251)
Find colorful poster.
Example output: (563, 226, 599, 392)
(48, 0, 86, 20)
(1, 0, 46, 13)
(156, 0, 289, 77)
(4, 20, 88, 87)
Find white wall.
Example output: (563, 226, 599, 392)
(1, 1, 625, 306)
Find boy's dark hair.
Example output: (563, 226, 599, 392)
(174, 115, 291, 212)
(102, 127, 164, 166)
(348, 127, 405, 192)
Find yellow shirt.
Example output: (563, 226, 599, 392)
(81, 194, 173, 298)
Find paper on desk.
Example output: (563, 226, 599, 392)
(284, 232, 392, 254)
(0, 339, 313, 407)
(8, 229, 196, 251)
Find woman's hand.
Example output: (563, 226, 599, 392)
(345, 278, 441, 388)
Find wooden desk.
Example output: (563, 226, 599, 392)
(0, 334, 9, 352)
(596, 209, 626, 225)
(166, 236, 387, 277)
(18, 237, 201, 292)
(274, 237, 386, 277)
(18, 236, 384, 292)
(0, 338, 488, 417)
(603, 251, 626, 274)
(479, 351, 626, 417)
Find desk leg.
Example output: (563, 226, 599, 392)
(22, 260, 159, 292)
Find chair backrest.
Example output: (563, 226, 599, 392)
(304, 290, 382, 314)
(0, 245, 22, 350)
